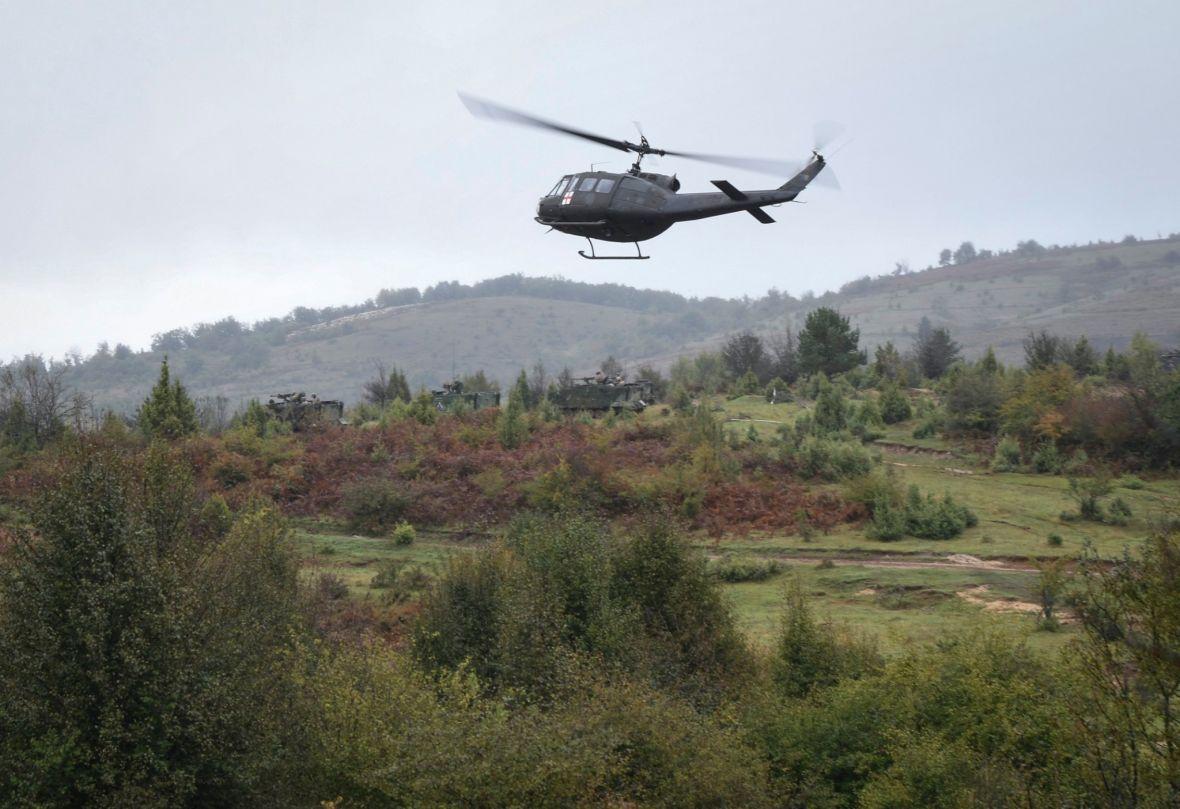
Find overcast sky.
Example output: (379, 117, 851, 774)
(2, 0, 1177, 359)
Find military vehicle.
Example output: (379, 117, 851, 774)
(266, 392, 345, 430)
(550, 375, 655, 415)
(431, 380, 501, 412)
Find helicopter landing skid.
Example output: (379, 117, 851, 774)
(578, 239, 649, 260)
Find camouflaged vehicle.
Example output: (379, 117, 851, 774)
(431, 380, 501, 413)
(550, 375, 654, 414)
(266, 392, 345, 430)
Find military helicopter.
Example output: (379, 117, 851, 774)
(460, 93, 843, 260)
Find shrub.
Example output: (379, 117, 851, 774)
(1107, 497, 1133, 525)
(392, 521, 416, 546)
(991, 436, 1023, 472)
(1032, 442, 1063, 474)
(793, 435, 876, 481)
(764, 377, 790, 403)
(867, 495, 907, 540)
(316, 572, 350, 601)
(912, 419, 938, 439)
(1047, 533, 1064, 547)
(709, 556, 782, 583)
(902, 485, 978, 540)
(1119, 475, 1146, 490)
(341, 477, 409, 535)
(879, 383, 912, 424)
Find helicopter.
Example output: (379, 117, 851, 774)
(460, 93, 842, 260)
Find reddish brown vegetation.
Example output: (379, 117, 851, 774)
(0, 413, 856, 536)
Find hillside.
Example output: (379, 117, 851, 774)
(64, 235, 1179, 412)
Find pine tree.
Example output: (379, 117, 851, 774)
(137, 358, 198, 440)
(498, 386, 527, 449)
(798, 308, 865, 378)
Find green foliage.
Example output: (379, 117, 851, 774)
(901, 485, 978, 539)
(407, 388, 437, 425)
(0, 446, 303, 805)
(914, 325, 961, 379)
(137, 357, 198, 440)
(1032, 441, 1063, 474)
(873, 340, 903, 381)
(340, 477, 410, 535)
(797, 307, 865, 377)
(413, 513, 751, 702)
(497, 385, 527, 449)
(709, 555, 782, 583)
(790, 434, 877, 481)
(764, 376, 790, 402)
(942, 363, 1003, 434)
(734, 369, 761, 396)
(991, 435, 1023, 472)
(392, 520, 416, 546)
(878, 381, 912, 424)
(773, 578, 882, 699)
(811, 375, 848, 433)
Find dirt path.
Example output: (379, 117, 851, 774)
(755, 552, 1039, 574)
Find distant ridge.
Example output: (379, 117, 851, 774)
(61, 235, 1180, 412)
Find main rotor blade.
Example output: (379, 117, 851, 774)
(459, 93, 633, 153)
(812, 120, 846, 152)
(658, 149, 804, 176)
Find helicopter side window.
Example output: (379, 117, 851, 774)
(577, 177, 598, 192)
(595, 178, 615, 194)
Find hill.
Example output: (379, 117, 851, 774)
(62, 235, 1180, 412)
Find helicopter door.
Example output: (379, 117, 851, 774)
(559, 176, 599, 218)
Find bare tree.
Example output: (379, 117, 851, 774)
(0, 355, 75, 447)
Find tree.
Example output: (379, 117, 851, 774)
(513, 369, 532, 410)
(769, 327, 800, 383)
(460, 370, 498, 392)
(722, 332, 769, 382)
(1023, 330, 1064, 371)
(938, 248, 952, 267)
(498, 386, 527, 449)
(0, 446, 304, 804)
(943, 364, 1003, 434)
(980, 346, 1000, 375)
(362, 362, 411, 408)
(873, 341, 903, 381)
(812, 376, 847, 433)
(527, 361, 548, 407)
(1065, 336, 1099, 377)
(914, 326, 961, 379)
(137, 358, 198, 440)
(0, 356, 75, 449)
(879, 382, 912, 424)
(797, 308, 865, 377)
(1070, 529, 1180, 805)
(952, 241, 977, 264)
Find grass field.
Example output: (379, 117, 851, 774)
(294, 392, 1178, 657)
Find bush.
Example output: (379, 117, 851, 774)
(392, 521, 416, 546)
(991, 436, 1023, 472)
(1032, 442, 1063, 474)
(912, 419, 938, 439)
(709, 556, 782, 582)
(867, 495, 908, 540)
(792, 435, 877, 481)
(1047, 533, 1064, 547)
(1107, 497, 1133, 525)
(879, 382, 912, 424)
(341, 477, 409, 535)
(1119, 475, 1146, 490)
(902, 485, 978, 539)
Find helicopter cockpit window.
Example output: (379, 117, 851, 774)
(547, 176, 572, 197)
(595, 178, 615, 193)
(577, 177, 598, 192)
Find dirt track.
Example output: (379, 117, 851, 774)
(764, 553, 1039, 574)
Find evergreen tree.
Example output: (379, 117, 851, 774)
(498, 386, 527, 449)
(915, 327, 961, 379)
(137, 358, 198, 440)
(1023, 330, 1063, 371)
(1065, 336, 1098, 377)
(879, 382, 912, 424)
(722, 332, 769, 382)
(873, 341, 903, 380)
(812, 376, 847, 433)
(980, 346, 1000, 375)
(798, 308, 865, 378)
(513, 369, 533, 410)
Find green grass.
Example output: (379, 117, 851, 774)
(724, 561, 1073, 657)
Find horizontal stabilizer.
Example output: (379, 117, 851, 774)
(747, 207, 775, 224)
(711, 179, 747, 200)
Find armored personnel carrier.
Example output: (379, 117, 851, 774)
(550, 374, 654, 415)
(266, 392, 345, 430)
(431, 380, 501, 413)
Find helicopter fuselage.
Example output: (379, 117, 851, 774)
(535, 155, 825, 244)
